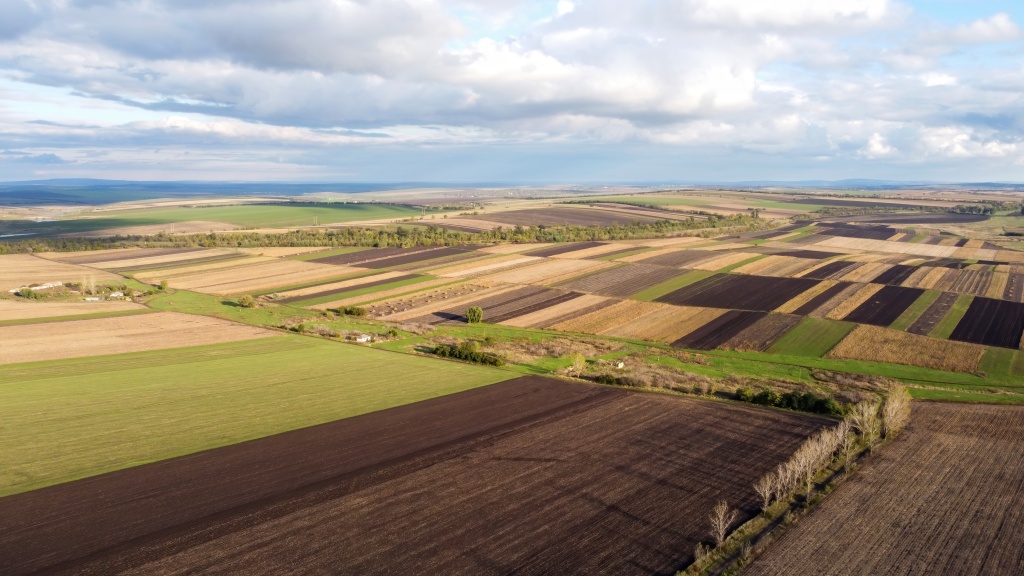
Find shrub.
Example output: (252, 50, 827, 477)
(735, 386, 755, 402)
(237, 294, 257, 308)
(432, 342, 504, 366)
(341, 306, 367, 316)
(466, 306, 483, 323)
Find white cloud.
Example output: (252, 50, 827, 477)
(949, 13, 1021, 44)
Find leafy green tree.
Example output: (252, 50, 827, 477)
(466, 306, 483, 323)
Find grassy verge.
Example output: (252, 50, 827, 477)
(146, 289, 315, 326)
(888, 289, 941, 331)
(767, 317, 855, 357)
(928, 293, 973, 339)
(0, 335, 513, 497)
(633, 270, 715, 301)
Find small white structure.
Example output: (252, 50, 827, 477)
(84, 297, 102, 302)
(108, 291, 125, 299)
(354, 334, 372, 343)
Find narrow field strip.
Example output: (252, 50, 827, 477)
(278, 273, 428, 306)
(0, 299, 145, 321)
(889, 290, 942, 331)
(767, 317, 856, 357)
(827, 324, 985, 373)
(309, 277, 458, 309)
(0, 308, 155, 327)
(632, 269, 714, 301)
(929, 293, 975, 339)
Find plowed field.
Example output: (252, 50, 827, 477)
(949, 297, 1024, 349)
(747, 402, 1024, 576)
(556, 263, 682, 297)
(0, 377, 829, 576)
(656, 274, 819, 312)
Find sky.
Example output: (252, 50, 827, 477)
(0, 0, 1022, 183)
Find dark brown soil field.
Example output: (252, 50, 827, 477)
(657, 274, 819, 312)
(949, 296, 1024, 348)
(53, 247, 206, 265)
(309, 246, 424, 266)
(746, 402, 1024, 576)
(487, 290, 584, 323)
(0, 377, 830, 576)
(475, 207, 665, 227)
(841, 286, 925, 326)
(801, 261, 860, 281)
(870, 264, 918, 286)
(557, 263, 682, 297)
(791, 282, 853, 316)
(525, 241, 607, 257)
(673, 310, 768, 350)
(817, 225, 898, 241)
(274, 273, 421, 304)
(907, 292, 958, 335)
(635, 249, 719, 268)
(720, 313, 803, 352)
(359, 246, 479, 269)
(949, 269, 993, 296)
(410, 285, 554, 324)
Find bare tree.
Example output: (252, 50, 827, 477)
(709, 500, 738, 546)
(882, 385, 912, 438)
(693, 542, 710, 564)
(754, 473, 775, 512)
(850, 401, 881, 446)
(836, 419, 857, 470)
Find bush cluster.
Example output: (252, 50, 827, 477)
(339, 306, 367, 316)
(433, 341, 504, 366)
(735, 386, 843, 416)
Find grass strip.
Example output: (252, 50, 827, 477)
(766, 317, 855, 357)
(928, 293, 974, 339)
(0, 308, 155, 327)
(888, 289, 942, 331)
(716, 254, 768, 273)
(632, 270, 715, 301)
(906, 387, 1024, 404)
(979, 347, 1024, 379)
(289, 275, 436, 307)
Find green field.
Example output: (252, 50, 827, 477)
(0, 336, 512, 496)
(767, 317, 856, 357)
(889, 290, 941, 331)
(585, 195, 826, 212)
(0, 203, 422, 236)
(929, 293, 974, 339)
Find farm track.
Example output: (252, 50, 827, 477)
(0, 377, 829, 576)
(746, 402, 1024, 576)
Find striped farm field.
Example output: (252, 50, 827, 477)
(889, 290, 942, 331)
(309, 277, 456, 310)
(369, 283, 505, 322)
(767, 317, 856, 357)
(732, 255, 818, 277)
(0, 312, 275, 365)
(498, 294, 614, 328)
(836, 262, 890, 283)
(550, 299, 665, 334)
(929, 294, 975, 339)
(719, 313, 804, 352)
(137, 259, 350, 295)
(815, 236, 960, 258)
(602, 304, 720, 343)
(825, 283, 885, 320)
(690, 251, 762, 271)
(271, 271, 400, 300)
(478, 258, 613, 286)
(0, 254, 122, 292)
(431, 254, 541, 278)
(0, 299, 146, 322)
(69, 249, 244, 271)
(555, 263, 682, 298)
(826, 324, 985, 373)
(0, 335, 511, 497)
(286, 275, 436, 307)
(631, 270, 716, 301)
(774, 280, 837, 314)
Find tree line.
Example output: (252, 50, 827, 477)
(0, 213, 773, 254)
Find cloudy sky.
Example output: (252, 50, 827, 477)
(0, 0, 1022, 182)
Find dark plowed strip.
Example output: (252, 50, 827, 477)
(417, 286, 550, 324)
(672, 310, 768, 350)
(907, 292, 958, 335)
(0, 377, 612, 576)
(54, 248, 205, 265)
(490, 292, 584, 324)
(949, 297, 1024, 349)
(657, 274, 820, 312)
(775, 250, 841, 260)
(817, 227, 895, 241)
(275, 274, 419, 304)
(525, 241, 607, 258)
(791, 282, 853, 316)
(841, 286, 926, 326)
(309, 247, 429, 266)
(801, 261, 858, 280)
(950, 269, 993, 297)
(720, 313, 803, 352)
(636, 249, 719, 268)
(870, 265, 919, 286)
(1005, 273, 1024, 303)
(360, 247, 476, 269)
(955, 238, 970, 247)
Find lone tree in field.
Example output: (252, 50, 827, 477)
(237, 294, 257, 308)
(466, 306, 483, 323)
(569, 352, 586, 373)
(709, 500, 738, 546)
